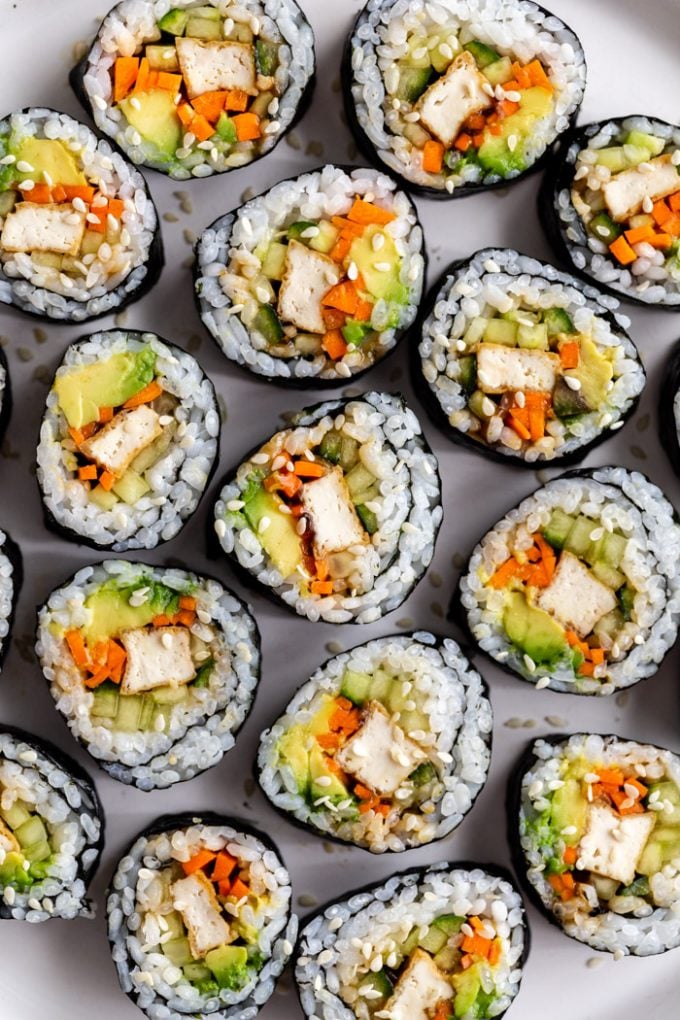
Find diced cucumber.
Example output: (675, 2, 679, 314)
(340, 669, 373, 706)
(458, 355, 477, 393)
(361, 971, 393, 1005)
(618, 584, 635, 621)
(158, 8, 188, 34)
(216, 112, 237, 144)
(403, 121, 431, 149)
(319, 430, 343, 465)
(81, 230, 103, 255)
(164, 911, 185, 940)
(261, 242, 288, 280)
(404, 36, 432, 69)
(433, 944, 460, 971)
(464, 317, 488, 346)
(15, 816, 47, 850)
(131, 424, 176, 474)
(623, 143, 659, 167)
(342, 320, 373, 346)
(368, 667, 393, 703)
(410, 761, 437, 787)
(484, 56, 513, 86)
(339, 436, 359, 471)
(464, 39, 501, 68)
(230, 22, 254, 43)
(256, 40, 279, 76)
(626, 130, 665, 156)
(400, 707, 429, 735)
(113, 469, 150, 506)
(648, 781, 680, 824)
(253, 305, 284, 345)
(468, 390, 493, 420)
(592, 875, 619, 900)
(591, 561, 625, 591)
(345, 463, 377, 497)
(356, 504, 378, 535)
(146, 45, 179, 71)
(250, 90, 275, 120)
(542, 509, 575, 550)
(189, 5, 221, 20)
(543, 307, 575, 336)
(185, 15, 222, 39)
(601, 531, 627, 568)
(592, 147, 628, 173)
(433, 914, 465, 935)
(517, 322, 548, 350)
(115, 694, 144, 732)
(0, 190, 17, 217)
(484, 318, 517, 346)
(0, 801, 31, 831)
(92, 682, 120, 720)
(151, 685, 190, 705)
(564, 515, 595, 558)
(593, 610, 624, 643)
(24, 839, 51, 864)
(89, 484, 119, 511)
(419, 924, 449, 954)
(589, 212, 622, 245)
(163, 937, 194, 967)
(309, 219, 339, 255)
(399, 927, 420, 957)
(139, 696, 155, 731)
(193, 659, 214, 689)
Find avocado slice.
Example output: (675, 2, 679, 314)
(309, 744, 349, 804)
(205, 944, 250, 990)
(243, 487, 302, 579)
(119, 89, 183, 159)
(477, 86, 553, 176)
(277, 725, 310, 795)
(503, 591, 569, 668)
(569, 335, 613, 411)
(550, 778, 586, 843)
(14, 137, 87, 188)
(81, 579, 180, 644)
(349, 226, 407, 306)
(55, 348, 156, 429)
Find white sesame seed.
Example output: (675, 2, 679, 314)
(258, 516, 271, 534)
(86, 212, 101, 225)
(93, 94, 108, 111)
(535, 676, 550, 690)
(16, 160, 34, 173)
(507, 134, 518, 152)
(215, 519, 227, 539)
(0, 154, 16, 165)
(523, 654, 536, 672)
(565, 376, 581, 391)
(642, 196, 654, 214)
(347, 261, 359, 281)
(17, 179, 34, 191)
(374, 262, 391, 272)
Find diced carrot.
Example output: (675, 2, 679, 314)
(87, 210, 107, 233)
(652, 199, 672, 227)
(354, 298, 373, 323)
(78, 464, 98, 481)
(609, 235, 637, 266)
(358, 800, 374, 814)
(322, 306, 347, 330)
(527, 401, 545, 441)
(461, 954, 473, 970)
(293, 460, 325, 478)
(224, 89, 249, 112)
(609, 787, 644, 815)
(51, 184, 67, 202)
(433, 1001, 451, 1020)
(99, 470, 116, 491)
(329, 232, 352, 263)
(191, 91, 229, 123)
(499, 99, 520, 117)
(132, 57, 151, 94)
(563, 846, 578, 866)
(561, 873, 575, 891)
(525, 59, 553, 91)
(179, 595, 196, 611)
(647, 232, 672, 249)
(500, 79, 523, 93)
(598, 769, 625, 787)
(469, 916, 485, 932)
(589, 647, 605, 665)
(152, 614, 171, 627)
(113, 56, 140, 102)
(230, 878, 249, 900)
(322, 281, 359, 315)
(211, 852, 237, 884)
(624, 225, 657, 246)
(182, 849, 217, 875)
(489, 121, 503, 136)
(354, 783, 374, 801)
(218, 880, 232, 897)
(233, 112, 261, 142)
(123, 380, 163, 408)
(488, 557, 521, 589)
(527, 562, 550, 588)
(147, 70, 160, 89)
(461, 933, 492, 957)
(190, 113, 216, 142)
(347, 198, 395, 226)
(335, 697, 353, 711)
(64, 185, 96, 203)
(488, 939, 502, 967)
(526, 544, 541, 563)
(508, 413, 531, 441)
(311, 580, 334, 595)
(578, 661, 596, 677)
(471, 133, 485, 148)
(84, 664, 110, 689)
(465, 113, 486, 132)
(98, 406, 114, 423)
(669, 192, 680, 213)
(28, 183, 52, 203)
(559, 341, 580, 370)
(107, 640, 126, 667)
(264, 471, 302, 499)
(177, 102, 195, 127)
(511, 62, 531, 88)
(65, 630, 89, 668)
(156, 72, 182, 93)
(331, 215, 364, 237)
(629, 778, 648, 798)
(322, 328, 348, 360)
(454, 132, 473, 152)
(422, 139, 445, 174)
(664, 213, 680, 237)
(375, 802, 391, 817)
(316, 732, 340, 750)
(174, 609, 196, 627)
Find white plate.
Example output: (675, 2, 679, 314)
(0, 1, 679, 1018)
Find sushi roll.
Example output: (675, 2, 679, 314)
(258, 632, 492, 853)
(0, 108, 162, 321)
(416, 248, 645, 466)
(539, 115, 680, 308)
(36, 560, 260, 791)
(455, 467, 680, 695)
(107, 813, 296, 1018)
(510, 732, 680, 956)
(659, 339, 680, 476)
(213, 391, 442, 624)
(295, 861, 528, 1020)
(0, 528, 21, 673)
(343, 0, 586, 198)
(0, 725, 104, 921)
(37, 329, 220, 552)
(195, 165, 426, 386)
(0, 345, 11, 445)
(71, 0, 315, 181)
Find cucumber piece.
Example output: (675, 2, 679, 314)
(163, 937, 194, 967)
(319, 430, 342, 464)
(591, 875, 620, 900)
(230, 23, 253, 43)
(626, 130, 665, 156)
(261, 241, 288, 280)
(183, 962, 212, 983)
(15, 816, 47, 850)
(361, 971, 393, 1005)
(0, 191, 17, 217)
(468, 390, 494, 420)
(648, 781, 680, 824)
(131, 425, 175, 474)
(618, 584, 635, 621)
(92, 682, 120, 720)
(342, 320, 373, 346)
(190, 5, 222, 19)
(601, 532, 627, 568)
(253, 305, 284, 345)
(433, 914, 465, 935)
(216, 112, 237, 144)
(151, 685, 190, 705)
(158, 8, 188, 34)
(339, 436, 359, 471)
(399, 927, 420, 956)
(564, 515, 594, 558)
(396, 65, 433, 104)
(419, 924, 449, 954)
(345, 463, 376, 497)
(433, 944, 460, 972)
(308, 219, 339, 255)
(185, 15, 222, 39)
(256, 40, 278, 76)
(484, 318, 517, 346)
(356, 504, 378, 535)
(543, 307, 576, 336)
(112, 469, 150, 506)
(0, 801, 31, 831)
(591, 561, 626, 591)
(368, 668, 393, 703)
(483, 56, 513, 85)
(589, 212, 622, 245)
(458, 355, 477, 393)
(89, 484, 119, 511)
(24, 839, 51, 864)
(410, 761, 437, 787)
(593, 147, 628, 173)
(542, 509, 575, 550)
(340, 669, 373, 706)
(193, 659, 214, 689)
(115, 694, 144, 732)
(146, 45, 179, 71)
(250, 91, 274, 120)
(593, 609, 624, 643)
(517, 322, 548, 350)
(464, 39, 501, 68)
(139, 695, 155, 731)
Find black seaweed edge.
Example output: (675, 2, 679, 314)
(659, 338, 680, 476)
(192, 162, 429, 389)
(0, 345, 12, 446)
(293, 858, 531, 1019)
(105, 812, 294, 1019)
(69, 1, 317, 182)
(0, 722, 105, 920)
(341, 0, 587, 201)
(33, 559, 262, 791)
(410, 246, 646, 469)
(36, 330, 220, 552)
(253, 630, 493, 853)
(538, 113, 680, 311)
(0, 527, 22, 674)
(207, 390, 444, 623)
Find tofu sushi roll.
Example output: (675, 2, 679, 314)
(195, 165, 426, 385)
(258, 632, 492, 853)
(71, 0, 315, 181)
(0, 725, 104, 922)
(107, 814, 296, 1018)
(455, 467, 680, 695)
(0, 346, 11, 444)
(510, 733, 680, 956)
(213, 392, 442, 624)
(343, 0, 585, 198)
(36, 561, 261, 791)
(659, 340, 680, 477)
(0, 528, 21, 674)
(37, 329, 220, 552)
(0, 108, 162, 321)
(540, 116, 680, 308)
(295, 861, 528, 1020)
(417, 249, 645, 466)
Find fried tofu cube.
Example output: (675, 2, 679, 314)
(603, 155, 680, 222)
(300, 467, 368, 557)
(277, 240, 340, 334)
(536, 550, 618, 639)
(1, 202, 86, 256)
(383, 948, 453, 1020)
(416, 51, 492, 149)
(176, 37, 257, 99)
(0, 817, 20, 855)
(171, 871, 230, 959)
(79, 405, 162, 478)
(578, 803, 656, 886)
(335, 701, 427, 796)
(476, 343, 560, 394)
(120, 626, 195, 695)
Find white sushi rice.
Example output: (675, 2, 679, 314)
(107, 820, 297, 1020)
(518, 733, 680, 956)
(0, 729, 102, 922)
(195, 165, 425, 382)
(0, 109, 158, 321)
(552, 116, 680, 306)
(80, 0, 315, 180)
(347, 0, 586, 192)
(214, 391, 442, 624)
(36, 330, 219, 551)
(419, 248, 644, 462)
(258, 632, 492, 852)
(296, 862, 527, 1020)
(0, 531, 16, 670)
(36, 561, 260, 792)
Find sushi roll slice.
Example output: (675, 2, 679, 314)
(510, 732, 680, 956)
(36, 560, 260, 791)
(107, 813, 296, 1018)
(258, 632, 492, 853)
(455, 467, 680, 695)
(416, 248, 645, 466)
(295, 861, 528, 1020)
(659, 339, 680, 476)
(0, 345, 11, 445)
(0, 108, 162, 321)
(0, 528, 21, 673)
(213, 392, 442, 624)
(343, 0, 586, 199)
(195, 165, 426, 386)
(0, 725, 104, 921)
(37, 329, 219, 552)
(539, 115, 680, 308)
(71, 0, 315, 181)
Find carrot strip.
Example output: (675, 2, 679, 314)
(525, 58, 553, 91)
(316, 732, 340, 750)
(218, 880, 232, 897)
(182, 849, 216, 875)
(488, 557, 521, 589)
(422, 139, 445, 174)
(152, 614, 171, 627)
(598, 769, 625, 786)
(563, 846, 578, 866)
(114, 56, 140, 102)
(559, 341, 580, 370)
(322, 281, 359, 315)
(211, 852, 237, 884)
(322, 328, 348, 360)
(190, 113, 216, 142)
(488, 939, 502, 967)
(65, 630, 89, 668)
(354, 298, 373, 322)
(347, 198, 395, 226)
(177, 102, 194, 127)
(123, 380, 162, 408)
(329, 233, 352, 263)
(84, 665, 110, 689)
(293, 460, 325, 478)
(330, 216, 364, 237)
(652, 199, 672, 227)
(27, 183, 52, 203)
(669, 192, 680, 213)
(64, 185, 96, 203)
(78, 465, 98, 481)
(310, 580, 333, 595)
(174, 609, 196, 628)
(508, 413, 531, 441)
(191, 90, 229, 122)
(132, 57, 151, 94)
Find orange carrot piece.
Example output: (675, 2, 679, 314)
(211, 852, 237, 884)
(230, 878, 249, 900)
(624, 225, 657, 246)
(156, 71, 182, 93)
(51, 184, 67, 202)
(559, 341, 580, 370)
(598, 769, 625, 787)
(78, 465, 98, 481)
(182, 849, 217, 875)
(354, 783, 374, 801)
(191, 91, 229, 123)
(609, 235, 637, 265)
(652, 199, 672, 227)
(508, 413, 531, 441)
(511, 62, 531, 88)
(179, 595, 196, 611)
(423, 139, 445, 174)
(190, 113, 216, 142)
(233, 112, 261, 142)
(65, 630, 89, 668)
(123, 380, 162, 408)
(668, 191, 680, 213)
(499, 99, 520, 117)
(461, 954, 473, 970)
(347, 198, 395, 226)
(99, 471, 116, 491)
(114, 56, 140, 102)
(664, 213, 680, 237)
(177, 102, 195, 127)
(64, 185, 96, 203)
(311, 580, 334, 595)
(316, 732, 340, 750)
(589, 647, 605, 665)
(321, 281, 359, 315)
(329, 233, 352, 263)
(84, 665, 110, 689)
(224, 89, 249, 112)
(488, 557, 521, 589)
(218, 880, 232, 897)
(488, 939, 502, 967)
(152, 614, 171, 627)
(354, 298, 373, 322)
(28, 183, 52, 203)
(461, 933, 492, 957)
(563, 846, 578, 866)
(330, 216, 364, 237)
(132, 57, 151, 94)
(646, 232, 672, 249)
(174, 609, 196, 628)
(315, 559, 329, 582)
(525, 58, 553, 90)
(98, 406, 114, 423)
(322, 306, 347, 330)
(454, 132, 473, 152)
(293, 460, 325, 478)
(322, 328, 348, 360)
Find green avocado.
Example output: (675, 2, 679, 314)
(309, 744, 349, 804)
(119, 89, 183, 158)
(503, 591, 568, 667)
(81, 578, 180, 644)
(243, 487, 302, 579)
(277, 724, 310, 795)
(550, 778, 586, 843)
(14, 137, 87, 188)
(55, 348, 157, 428)
(349, 226, 407, 305)
(569, 335, 613, 411)
(477, 86, 553, 176)
(205, 944, 250, 990)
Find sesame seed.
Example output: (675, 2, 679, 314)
(0, 154, 16, 165)
(347, 261, 359, 280)
(565, 376, 581, 391)
(258, 516, 271, 534)
(86, 212, 101, 225)
(17, 179, 34, 191)
(535, 676, 550, 690)
(374, 262, 391, 272)
(130, 97, 141, 111)
(16, 160, 34, 173)
(507, 134, 518, 152)
(642, 196, 654, 213)
(215, 519, 227, 539)
(589, 527, 604, 541)
(523, 654, 536, 672)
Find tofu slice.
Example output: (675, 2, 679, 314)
(335, 701, 427, 796)
(79, 405, 162, 478)
(578, 803, 656, 886)
(416, 51, 492, 149)
(171, 871, 230, 959)
(603, 155, 680, 222)
(536, 550, 617, 639)
(1, 202, 86, 256)
(383, 948, 453, 1020)
(277, 240, 340, 334)
(120, 627, 195, 695)
(476, 343, 560, 395)
(176, 37, 257, 99)
(300, 467, 368, 557)
(0, 817, 20, 855)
